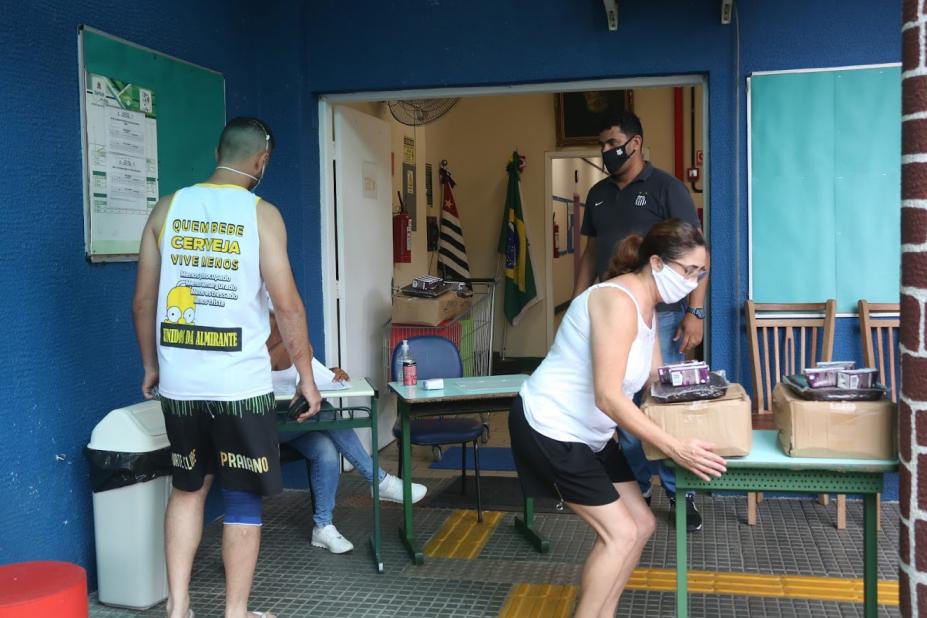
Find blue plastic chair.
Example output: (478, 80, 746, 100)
(391, 335, 485, 521)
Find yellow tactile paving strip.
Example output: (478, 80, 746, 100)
(423, 509, 505, 559)
(498, 583, 578, 618)
(499, 569, 899, 616)
(626, 568, 899, 605)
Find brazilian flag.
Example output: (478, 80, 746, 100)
(498, 151, 540, 325)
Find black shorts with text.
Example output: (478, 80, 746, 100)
(160, 392, 281, 497)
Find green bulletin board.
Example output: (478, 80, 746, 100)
(749, 65, 900, 312)
(79, 27, 226, 260)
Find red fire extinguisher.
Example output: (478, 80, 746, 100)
(393, 201, 412, 263)
(552, 213, 560, 258)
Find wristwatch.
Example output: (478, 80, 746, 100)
(686, 306, 705, 319)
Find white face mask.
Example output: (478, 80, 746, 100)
(253, 162, 266, 191)
(216, 131, 269, 191)
(216, 165, 263, 191)
(652, 260, 698, 304)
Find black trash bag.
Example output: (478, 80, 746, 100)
(84, 446, 172, 493)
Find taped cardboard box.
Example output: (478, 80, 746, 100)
(391, 291, 472, 326)
(640, 383, 752, 460)
(772, 383, 896, 459)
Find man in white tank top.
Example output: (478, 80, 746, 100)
(133, 117, 320, 618)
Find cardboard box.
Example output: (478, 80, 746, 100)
(772, 383, 896, 459)
(391, 291, 472, 326)
(640, 383, 752, 460)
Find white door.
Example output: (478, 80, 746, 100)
(332, 105, 395, 451)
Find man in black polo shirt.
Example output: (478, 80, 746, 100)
(573, 110, 708, 532)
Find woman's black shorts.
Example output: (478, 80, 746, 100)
(508, 395, 634, 507)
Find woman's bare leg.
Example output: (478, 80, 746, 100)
(568, 497, 641, 618)
(597, 481, 656, 617)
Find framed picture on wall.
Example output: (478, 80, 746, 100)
(555, 90, 634, 147)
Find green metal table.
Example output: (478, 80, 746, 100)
(671, 429, 898, 617)
(389, 375, 549, 564)
(275, 378, 383, 573)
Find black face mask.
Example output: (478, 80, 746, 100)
(602, 136, 636, 176)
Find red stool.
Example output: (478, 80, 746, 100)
(0, 561, 87, 618)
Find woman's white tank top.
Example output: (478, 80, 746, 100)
(520, 282, 654, 452)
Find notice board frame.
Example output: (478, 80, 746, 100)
(78, 26, 226, 262)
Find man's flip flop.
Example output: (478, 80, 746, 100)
(249, 613, 273, 618)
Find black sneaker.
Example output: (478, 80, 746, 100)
(670, 495, 703, 532)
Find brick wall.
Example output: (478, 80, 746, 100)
(903, 2, 927, 615)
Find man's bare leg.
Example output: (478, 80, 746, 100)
(223, 523, 275, 618)
(165, 475, 213, 618)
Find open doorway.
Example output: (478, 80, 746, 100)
(543, 84, 708, 357)
(546, 152, 607, 334)
(317, 76, 709, 453)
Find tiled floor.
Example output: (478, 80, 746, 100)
(89, 414, 901, 617)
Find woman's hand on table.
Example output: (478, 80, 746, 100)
(669, 438, 727, 482)
(330, 367, 350, 382)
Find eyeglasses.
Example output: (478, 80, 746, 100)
(665, 258, 709, 282)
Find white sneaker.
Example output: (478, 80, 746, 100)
(311, 524, 354, 554)
(375, 473, 427, 504)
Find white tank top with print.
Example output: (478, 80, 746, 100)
(155, 184, 272, 401)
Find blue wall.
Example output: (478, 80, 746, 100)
(737, 0, 901, 386)
(304, 0, 901, 387)
(0, 0, 902, 590)
(0, 0, 317, 587)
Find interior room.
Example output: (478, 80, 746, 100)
(334, 84, 705, 356)
(319, 84, 707, 454)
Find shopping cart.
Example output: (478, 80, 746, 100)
(384, 277, 499, 452)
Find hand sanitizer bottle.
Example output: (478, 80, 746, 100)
(394, 339, 410, 384)
(400, 340, 417, 386)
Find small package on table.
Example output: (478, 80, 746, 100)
(657, 361, 710, 387)
(391, 290, 472, 326)
(772, 382, 896, 459)
(640, 383, 752, 460)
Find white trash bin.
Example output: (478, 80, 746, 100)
(86, 400, 171, 609)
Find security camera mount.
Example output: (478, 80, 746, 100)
(603, 0, 618, 31)
(721, 0, 733, 25)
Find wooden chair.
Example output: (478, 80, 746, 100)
(858, 300, 899, 530)
(745, 300, 837, 526)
